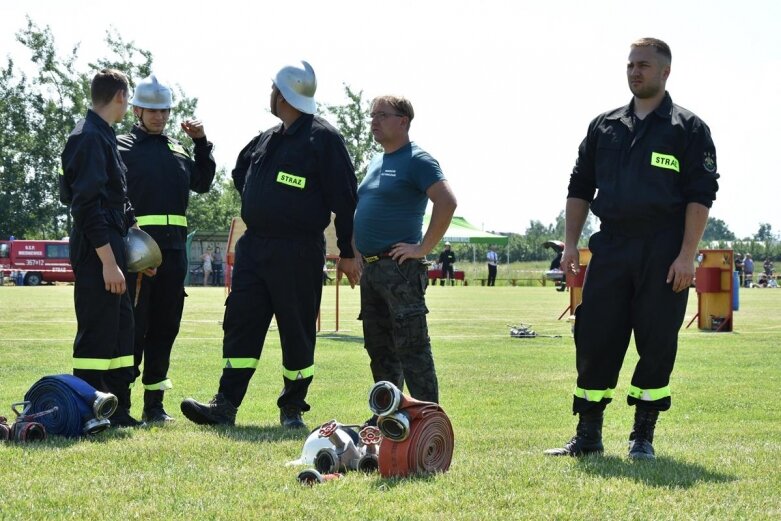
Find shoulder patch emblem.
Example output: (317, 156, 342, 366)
(703, 151, 717, 173)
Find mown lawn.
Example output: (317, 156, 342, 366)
(0, 283, 779, 520)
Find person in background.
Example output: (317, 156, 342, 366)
(550, 250, 566, 292)
(486, 245, 499, 286)
(763, 257, 773, 277)
(119, 73, 216, 422)
(438, 241, 456, 286)
(734, 253, 744, 288)
(353, 94, 457, 419)
(212, 246, 223, 286)
(546, 38, 719, 460)
(60, 69, 142, 427)
(180, 61, 360, 429)
(744, 254, 754, 288)
(201, 247, 213, 287)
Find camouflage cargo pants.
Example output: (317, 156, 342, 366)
(359, 257, 439, 403)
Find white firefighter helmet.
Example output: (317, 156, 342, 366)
(273, 61, 317, 114)
(130, 74, 173, 109)
(125, 228, 163, 273)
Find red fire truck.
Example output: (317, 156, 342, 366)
(0, 239, 75, 286)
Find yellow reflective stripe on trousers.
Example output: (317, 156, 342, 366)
(108, 355, 134, 369)
(144, 379, 173, 391)
(136, 214, 188, 227)
(574, 387, 615, 402)
(283, 365, 315, 381)
(223, 358, 259, 369)
(73, 355, 134, 371)
(628, 385, 671, 401)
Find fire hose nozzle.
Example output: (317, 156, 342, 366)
(368, 381, 403, 416)
(357, 453, 379, 473)
(12, 421, 46, 442)
(314, 437, 363, 473)
(83, 417, 111, 435)
(297, 468, 342, 486)
(0, 417, 11, 441)
(314, 447, 340, 474)
(377, 410, 411, 442)
(92, 392, 118, 420)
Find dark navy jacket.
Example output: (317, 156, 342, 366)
(60, 109, 135, 248)
(568, 92, 719, 237)
(232, 114, 357, 257)
(118, 125, 215, 250)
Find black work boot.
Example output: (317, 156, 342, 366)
(628, 407, 659, 460)
(280, 406, 306, 429)
(545, 411, 604, 456)
(109, 387, 144, 428)
(110, 409, 145, 428)
(180, 393, 237, 426)
(142, 390, 174, 423)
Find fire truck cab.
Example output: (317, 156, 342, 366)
(0, 239, 75, 286)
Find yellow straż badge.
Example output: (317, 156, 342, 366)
(277, 171, 306, 189)
(651, 152, 679, 173)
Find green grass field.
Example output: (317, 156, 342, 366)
(1, 283, 779, 520)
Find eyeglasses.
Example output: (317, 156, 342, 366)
(368, 111, 405, 121)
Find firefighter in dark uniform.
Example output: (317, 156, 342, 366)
(118, 74, 216, 422)
(181, 61, 361, 429)
(60, 69, 145, 427)
(546, 38, 719, 459)
(438, 242, 456, 286)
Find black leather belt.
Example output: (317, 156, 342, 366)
(363, 252, 393, 264)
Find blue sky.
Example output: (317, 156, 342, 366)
(2, 0, 779, 239)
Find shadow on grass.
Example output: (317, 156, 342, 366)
(317, 333, 365, 344)
(203, 424, 310, 443)
(372, 472, 438, 490)
(576, 454, 736, 488)
(3, 426, 134, 450)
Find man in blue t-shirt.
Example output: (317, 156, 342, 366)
(353, 95, 457, 409)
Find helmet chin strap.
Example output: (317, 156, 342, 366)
(135, 108, 150, 132)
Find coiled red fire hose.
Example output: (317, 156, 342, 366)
(370, 382, 454, 478)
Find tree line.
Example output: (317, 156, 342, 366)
(1, 20, 778, 262)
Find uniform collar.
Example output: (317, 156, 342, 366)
(86, 109, 116, 137)
(277, 113, 313, 136)
(607, 91, 674, 121)
(131, 124, 166, 143)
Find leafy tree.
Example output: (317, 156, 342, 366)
(755, 223, 774, 242)
(702, 217, 736, 242)
(0, 60, 36, 238)
(187, 168, 241, 232)
(0, 18, 200, 239)
(321, 84, 380, 182)
(553, 209, 598, 246)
